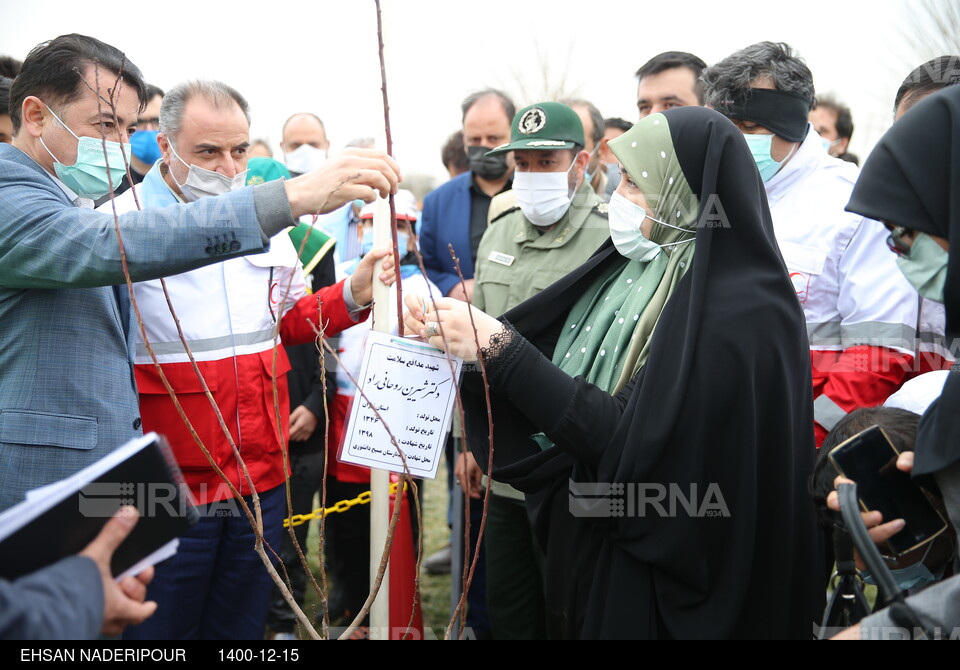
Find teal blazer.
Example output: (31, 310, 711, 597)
(0, 143, 273, 510)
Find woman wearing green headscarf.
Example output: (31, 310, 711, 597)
(550, 111, 697, 395)
(405, 107, 818, 639)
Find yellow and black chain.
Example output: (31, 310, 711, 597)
(283, 481, 404, 528)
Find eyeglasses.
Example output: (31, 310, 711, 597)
(886, 226, 911, 257)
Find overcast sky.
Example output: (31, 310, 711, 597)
(0, 0, 943, 185)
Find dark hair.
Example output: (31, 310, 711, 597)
(9, 34, 148, 135)
(0, 55, 22, 79)
(0, 76, 13, 117)
(604, 117, 633, 133)
(441, 130, 469, 174)
(810, 407, 920, 529)
(894, 55, 960, 115)
(559, 98, 604, 148)
(813, 94, 855, 141)
(145, 84, 164, 101)
(702, 42, 815, 111)
(635, 51, 707, 104)
(460, 89, 516, 125)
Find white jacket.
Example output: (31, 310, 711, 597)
(105, 183, 306, 366)
(765, 126, 920, 435)
(766, 125, 919, 356)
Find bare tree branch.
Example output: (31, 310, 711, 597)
(902, 0, 960, 62)
(375, 0, 405, 336)
(314, 335, 413, 640)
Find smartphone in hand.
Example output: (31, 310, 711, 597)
(828, 425, 948, 556)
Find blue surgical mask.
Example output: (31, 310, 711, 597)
(742, 133, 797, 183)
(39, 106, 132, 199)
(862, 541, 939, 593)
(897, 233, 949, 303)
(584, 141, 603, 184)
(863, 562, 938, 593)
(130, 129, 162, 165)
(361, 228, 408, 257)
(821, 137, 841, 154)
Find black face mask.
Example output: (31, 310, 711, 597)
(467, 145, 510, 181)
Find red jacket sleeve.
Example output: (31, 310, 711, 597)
(279, 278, 369, 345)
(811, 345, 914, 446)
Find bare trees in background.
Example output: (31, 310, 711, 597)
(902, 0, 960, 62)
(498, 40, 584, 108)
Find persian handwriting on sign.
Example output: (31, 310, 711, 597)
(349, 443, 431, 464)
(338, 332, 463, 480)
(397, 438, 433, 451)
(365, 371, 451, 401)
(385, 353, 442, 373)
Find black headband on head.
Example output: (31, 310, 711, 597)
(716, 88, 812, 143)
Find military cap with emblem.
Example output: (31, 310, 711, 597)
(485, 102, 585, 156)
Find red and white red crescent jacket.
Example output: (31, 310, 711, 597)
(105, 173, 365, 503)
(765, 126, 921, 446)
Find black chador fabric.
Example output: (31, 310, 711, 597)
(847, 86, 960, 339)
(462, 106, 821, 639)
(847, 86, 960, 478)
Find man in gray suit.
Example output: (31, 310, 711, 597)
(0, 34, 400, 511)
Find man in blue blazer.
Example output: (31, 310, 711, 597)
(0, 34, 400, 512)
(419, 90, 515, 300)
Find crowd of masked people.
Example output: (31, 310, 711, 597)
(0, 33, 959, 641)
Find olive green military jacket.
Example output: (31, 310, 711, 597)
(472, 180, 610, 499)
(473, 181, 611, 318)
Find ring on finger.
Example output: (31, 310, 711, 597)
(425, 321, 440, 337)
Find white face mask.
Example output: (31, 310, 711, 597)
(609, 191, 661, 261)
(608, 191, 695, 261)
(513, 159, 577, 228)
(168, 142, 248, 202)
(285, 143, 327, 174)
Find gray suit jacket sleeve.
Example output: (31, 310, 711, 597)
(0, 556, 103, 640)
(859, 574, 960, 639)
(0, 153, 294, 289)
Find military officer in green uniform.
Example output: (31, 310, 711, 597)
(459, 102, 611, 639)
(473, 102, 611, 317)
